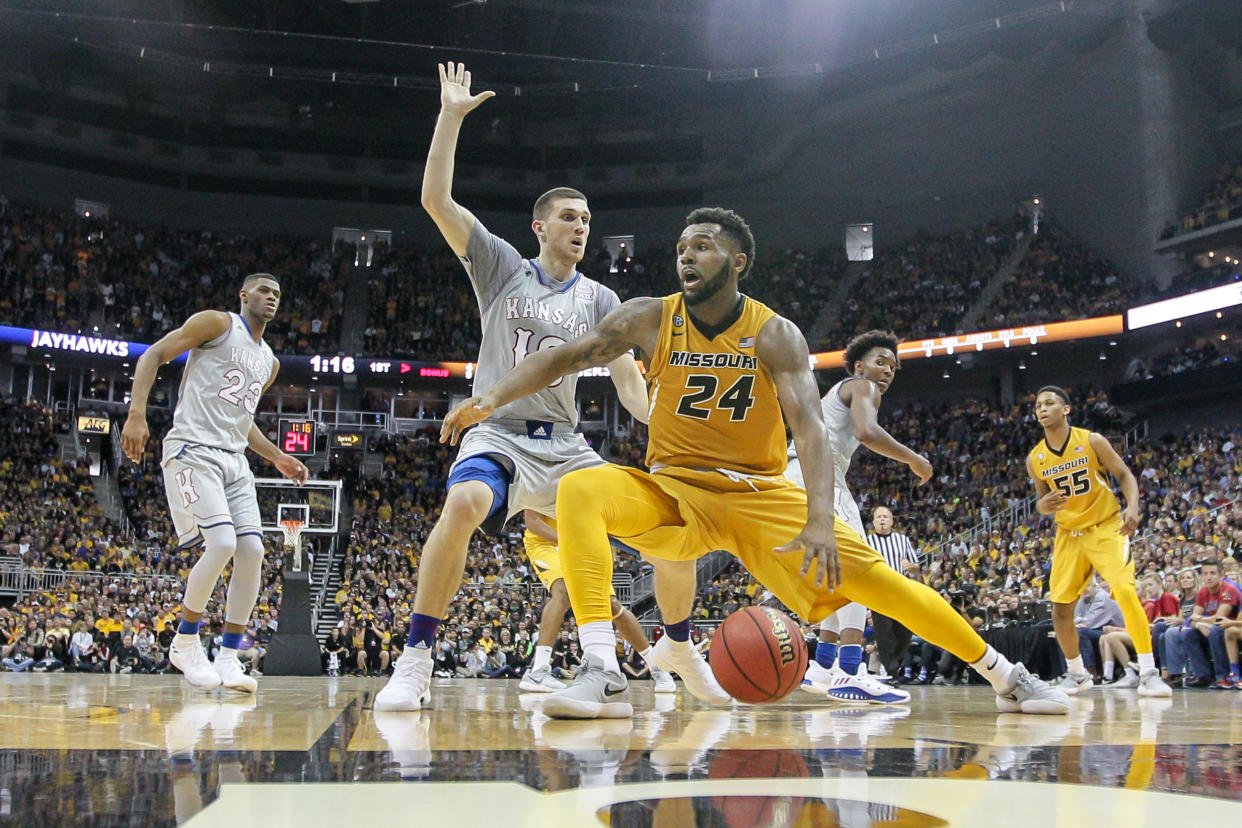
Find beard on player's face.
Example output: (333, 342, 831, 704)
(682, 260, 731, 307)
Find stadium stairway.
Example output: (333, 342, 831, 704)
(635, 549, 734, 627)
(310, 494, 353, 642)
(804, 261, 869, 350)
(337, 261, 371, 354)
(958, 232, 1036, 331)
(89, 469, 128, 534)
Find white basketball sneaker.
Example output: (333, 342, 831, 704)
(800, 661, 834, 695)
(519, 666, 567, 693)
(1055, 672, 1094, 695)
(541, 654, 632, 720)
(1137, 669, 1172, 698)
(169, 635, 222, 690)
(374, 647, 433, 712)
(213, 651, 258, 693)
(1103, 668, 1140, 689)
(649, 637, 731, 706)
(996, 664, 1071, 715)
(652, 667, 677, 694)
(827, 669, 912, 705)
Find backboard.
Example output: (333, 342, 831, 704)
(254, 478, 342, 535)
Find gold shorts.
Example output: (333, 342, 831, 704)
(1049, 517, 1133, 604)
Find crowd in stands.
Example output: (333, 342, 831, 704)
(0, 399, 283, 674)
(5, 374, 1239, 685)
(363, 245, 482, 361)
(1161, 156, 1242, 239)
(323, 427, 649, 677)
(0, 194, 348, 356)
(845, 386, 1132, 550)
(361, 236, 847, 361)
(821, 219, 1017, 348)
(2, 191, 1157, 371)
(1145, 261, 1241, 303)
(981, 225, 1133, 329)
(1125, 335, 1241, 382)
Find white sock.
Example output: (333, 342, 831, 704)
(1103, 661, 1115, 681)
(639, 646, 655, 664)
(218, 646, 238, 661)
(971, 646, 1017, 693)
(1066, 655, 1088, 678)
(405, 645, 432, 661)
(532, 645, 553, 672)
(174, 632, 199, 647)
(1137, 652, 1156, 673)
(578, 622, 621, 674)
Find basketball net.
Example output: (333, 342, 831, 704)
(280, 519, 306, 572)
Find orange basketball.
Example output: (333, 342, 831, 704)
(708, 606, 808, 703)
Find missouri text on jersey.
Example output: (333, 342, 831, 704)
(504, 297, 590, 337)
(669, 351, 759, 370)
(1042, 456, 1090, 477)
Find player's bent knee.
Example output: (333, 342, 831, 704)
(443, 480, 496, 524)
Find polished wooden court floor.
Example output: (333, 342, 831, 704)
(2, 673, 1240, 826)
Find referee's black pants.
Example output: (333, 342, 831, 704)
(872, 612, 913, 677)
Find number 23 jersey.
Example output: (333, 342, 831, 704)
(645, 293, 786, 477)
(1027, 426, 1120, 531)
(163, 312, 274, 460)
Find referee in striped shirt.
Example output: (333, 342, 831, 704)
(867, 506, 922, 682)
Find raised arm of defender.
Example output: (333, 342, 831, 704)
(759, 316, 841, 590)
(421, 62, 495, 257)
(441, 297, 663, 442)
(845, 380, 932, 484)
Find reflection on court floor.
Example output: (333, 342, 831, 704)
(3, 674, 1240, 826)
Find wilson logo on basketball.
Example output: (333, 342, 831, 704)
(761, 607, 796, 666)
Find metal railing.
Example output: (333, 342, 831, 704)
(255, 409, 389, 434)
(0, 567, 173, 599)
(926, 496, 1038, 559)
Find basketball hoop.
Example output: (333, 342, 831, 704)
(280, 519, 306, 572)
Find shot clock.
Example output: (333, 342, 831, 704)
(278, 418, 317, 456)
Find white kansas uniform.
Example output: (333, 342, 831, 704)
(161, 313, 274, 547)
(453, 220, 621, 525)
(786, 377, 866, 535)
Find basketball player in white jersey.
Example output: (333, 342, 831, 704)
(786, 330, 930, 704)
(375, 62, 650, 712)
(122, 273, 309, 691)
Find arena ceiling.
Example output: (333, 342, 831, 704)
(0, 0, 1233, 154)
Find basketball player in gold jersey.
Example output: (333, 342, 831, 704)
(443, 207, 1068, 719)
(1027, 386, 1171, 697)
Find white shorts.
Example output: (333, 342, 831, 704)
(784, 457, 866, 536)
(451, 421, 605, 524)
(161, 442, 262, 548)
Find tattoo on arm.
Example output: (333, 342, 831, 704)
(562, 300, 651, 372)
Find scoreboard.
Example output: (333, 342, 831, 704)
(278, 418, 317, 456)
